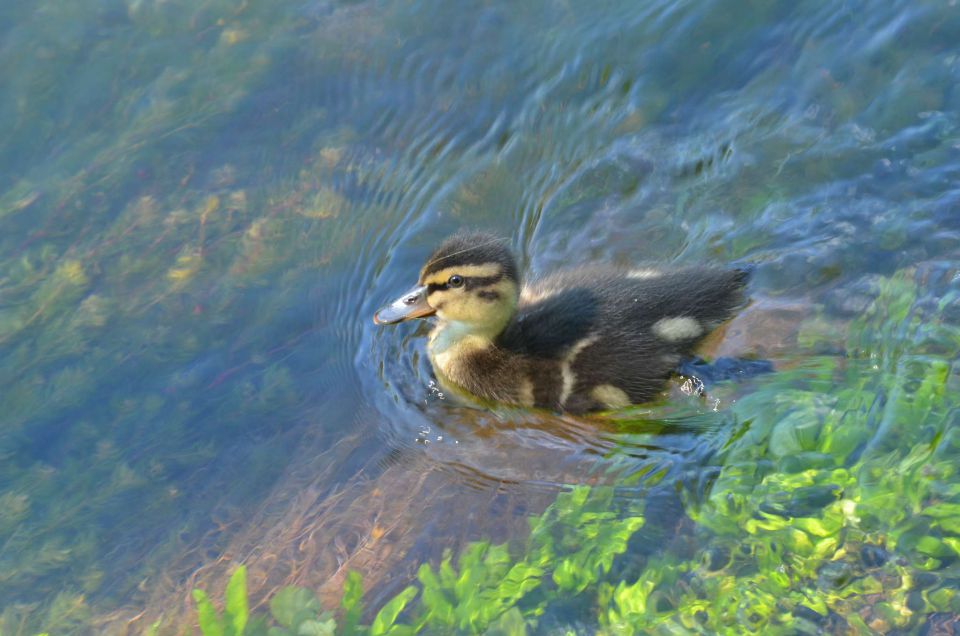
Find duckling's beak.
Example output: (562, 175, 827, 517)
(373, 285, 436, 324)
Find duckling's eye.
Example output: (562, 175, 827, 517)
(447, 275, 464, 288)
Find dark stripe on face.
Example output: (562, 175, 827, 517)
(477, 290, 500, 301)
(426, 272, 504, 294)
(464, 274, 503, 290)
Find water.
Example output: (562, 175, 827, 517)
(1, 0, 959, 633)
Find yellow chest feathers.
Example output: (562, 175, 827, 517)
(428, 332, 488, 382)
(427, 330, 533, 407)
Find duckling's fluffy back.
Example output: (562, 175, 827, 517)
(500, 266, 748, 412)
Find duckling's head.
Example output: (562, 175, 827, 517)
(374, 232, 519, 338)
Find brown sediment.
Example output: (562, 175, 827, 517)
(112, 409, 588, 635)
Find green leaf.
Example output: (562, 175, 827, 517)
(552, 559, 580, 592)
(270, 587, 321, 628)
(340, 571, 364, 635)
(943, 537, 960, 556)
(485, 607, 528, 636)
(935, 516, 960, 534)
(418, 565, 455, 627)
(296, 618, 336, 636)
(794, 517, 839, 538)
(923, 503, 960, 518)
(370, 585, 417, 635)
(193, 589, 225, 636)
(498, 562, 543, 599)
(225, 566, 249, 636)
(769, 411, 821, 458)
(916, 536, 952, 558)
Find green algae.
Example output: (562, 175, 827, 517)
(0, 3, 347, 631)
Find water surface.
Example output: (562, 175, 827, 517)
(1, 0, 959, 633)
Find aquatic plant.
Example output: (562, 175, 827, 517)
(188, 486, 643, 635)
(597, 270, 960, 634)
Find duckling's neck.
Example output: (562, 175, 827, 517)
(428, 319, 503, 355)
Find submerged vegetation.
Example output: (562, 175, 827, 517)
(185, 267, 960, 634)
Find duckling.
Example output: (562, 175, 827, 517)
(374, 232, 749, 414)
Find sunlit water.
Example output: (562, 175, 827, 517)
(1, 0, 959, 633)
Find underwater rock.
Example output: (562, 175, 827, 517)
(824, 273, 887, 317)
(860, 544, 889, 568)
(703, 298, 809, 360)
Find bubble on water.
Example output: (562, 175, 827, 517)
(426, 379, 446, 400)
(679, 376, 705, 396)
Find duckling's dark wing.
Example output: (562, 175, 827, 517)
(609, 267, 749, 331)
(569, 267, 749, 410)
(499, 287, 599, 357)
(502, 266, 747, 358)
(498, 266, 748, 412)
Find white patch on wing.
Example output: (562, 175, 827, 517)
(518, 377, 535, 407)
(558, 335, 599, 408)
(590, 384, 631, 409)
(627, 268, 662, 279)
(652, 317, 702, 341)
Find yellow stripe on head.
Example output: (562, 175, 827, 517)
(420, 232, 519, 285)
(421, 263, 503, 286)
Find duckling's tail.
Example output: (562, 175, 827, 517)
(731, 264, 755, 285)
